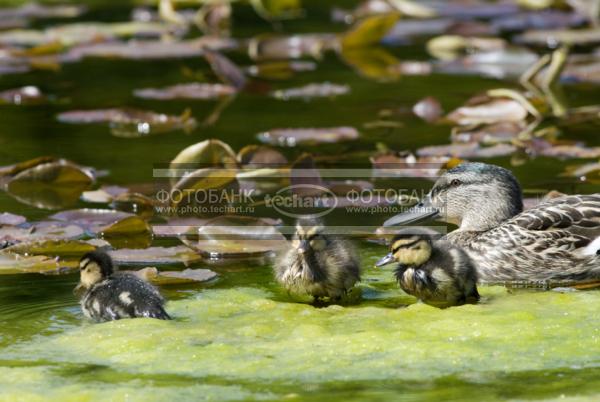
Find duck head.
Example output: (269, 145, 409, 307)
(292, 217, 328, 255)
(375, 228, 437, 268)
(75, 250, 114, 292)
(384, 162, 523, 231)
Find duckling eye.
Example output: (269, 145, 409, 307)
(450, 179, 461, 187)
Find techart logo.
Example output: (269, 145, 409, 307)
(265, 184, 337, 219)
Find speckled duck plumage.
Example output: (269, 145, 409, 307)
(384, 162, 600, 283)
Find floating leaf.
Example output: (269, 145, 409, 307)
(108, 246, 202, 265)
(447, 98, 530, 126)
(417, 143, 517, 158)
(50, 209, 142, 234)
(247, 34, 336, 60)
(111, 193, 156, 218)
(170, 168, 239, 211)
(271, 82, 350, 100)
(170, 139, 238, 171)
(132, 267, 218, 285)
(0, 86, 45, 105)
(427, 35, 506, 61)
(57, 108, 197, 137)
(246, 61, 316, 80)
(4, 239, 95, 259)
(134, 83, 236, 100)
(81, 185, 129, 204)
(204, 49, 246, 90)
(413, 96, 443, 123)
(0, 212, 26, 226)
(0, 253, 61, 275)
(181, 215, 287, 259)
(451, 121, 526, 144)
(257, 127, 359, 146)
(370, 152, 452, 178)
(5, 159, 94, 209)
(522, 139, 600, 159)
(152, 217, 210, 238)
(237, 145, 288, 168)
(516, 27, 600, 46)
(0, 3, 86, 21)
(339, 47, 401, 81)
(341, 13, 401, 48)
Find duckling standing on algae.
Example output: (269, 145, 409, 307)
(376, 228, 479, 307)
(274, 218, 361, 302)
(75, 250, 171, 322)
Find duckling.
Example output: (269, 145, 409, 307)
(75, 250, 171, 322)
(376, 228, 479, 307)
(274, 218, 361, 301)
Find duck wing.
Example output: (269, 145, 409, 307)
(457, 194, 600, 281)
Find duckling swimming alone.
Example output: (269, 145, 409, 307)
(274, 218, 361, 301)
(376, 228, 479, 307)
(384, 162, 600, 282)
(75, 250, 171, 322)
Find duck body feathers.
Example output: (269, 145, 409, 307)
(81, 272, 171, 322)
(449, 194, 600, 282)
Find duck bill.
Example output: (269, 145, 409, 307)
(383, 195, 439, 227)
(375, 253, 395, 267)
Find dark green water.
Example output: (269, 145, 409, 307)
(1, 1, 600, 401)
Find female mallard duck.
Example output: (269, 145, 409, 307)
(75, 250, 171, 322)
(376, 227, 479, 307)
(274, 218, 361, 301)
(383, 162, 600, 282)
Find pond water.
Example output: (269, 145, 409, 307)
(1, 1, 600, 401)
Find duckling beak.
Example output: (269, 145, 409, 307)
(375, 253, 394, 267)
(383, 195, 439, 227)
(297, 240, 310, 254)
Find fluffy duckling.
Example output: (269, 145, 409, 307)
(75, 250, 171, 322)
(376, 228, 479, 307)
(274, 218, 361, 301)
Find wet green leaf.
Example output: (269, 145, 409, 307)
(131, 267, 218, 285)
(340, 13, 400, 48)
(108, 245, 202, 265)
(0, 253, 61, 275)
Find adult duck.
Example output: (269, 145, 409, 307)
(383, 162, 600, 282)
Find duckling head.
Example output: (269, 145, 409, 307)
(376, 228, 435, 268)
(77, 250, 114, 290)
(292, 218, 328, 255)
(384, 162, 523, 231)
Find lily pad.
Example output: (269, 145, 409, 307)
(413, 96, 443, 123)
(257, 127, 359, 146)
(170, 139, 238, 172)
(0, 212, 26, 226)
(245, 61, 316, 80)
(340, 13, 400, 48)
(181, 215, 287, 259)
(516, 27, 600, 46)
(4, 239, 95, 259)
(247, 34, 336, 60)
(81, 185, 129, 203)
(237, 145, 288, 168)
(271, 82, 350, 100)
(447, 98, 529, 126)
(427, 35, 506, 61)
(0, 253, 61, 275)
(108, 246, 202, 265)
(49, 209, 150, 237)
(131, 267, 217, 285)
(451, 122, 525, 144)
(56, 108, 197, 137)
(370, 152, 453, 178)
(5, 159, 95, 210)
(134, 83, 236, 100)
(417, 143, 517, 158)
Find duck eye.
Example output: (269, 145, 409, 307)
(450, 179, 461, 186)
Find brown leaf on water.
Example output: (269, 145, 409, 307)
(417, 143, 517, 158)
(131, 267, 218, 285)
(181, 215, 287, 259)
(447, 98, 529, 126)
(134, 83, 236, 100)
(271, 82, 350, 100)
(204, 49, 246, 90)
(57, 108, 197, 137)
(258, 126, 359, 146)
(109, 245, 202, 265)
(413, 96, 443, 123)
(247, 34, 336, 60)
(451, 121, 526, 144)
